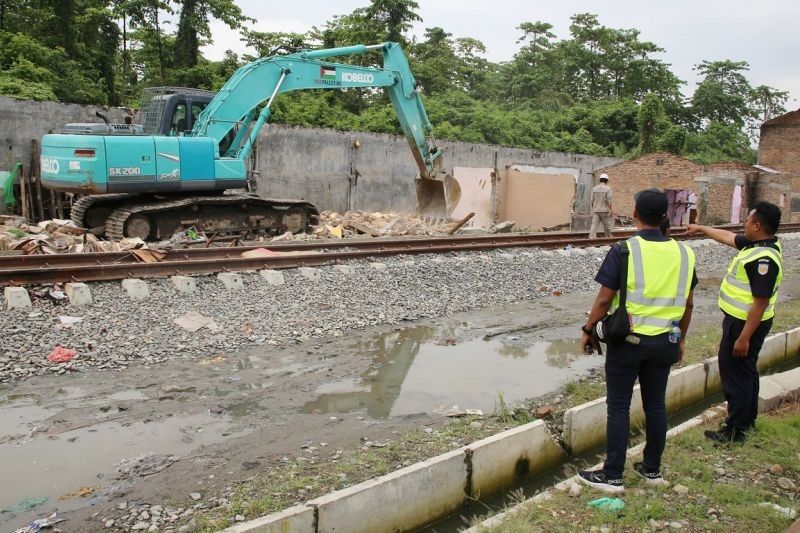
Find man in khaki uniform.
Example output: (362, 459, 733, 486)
(590, 173, 614, 239)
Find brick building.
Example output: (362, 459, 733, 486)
(594, 152, 793, 225)
(758, 108, 800, 220)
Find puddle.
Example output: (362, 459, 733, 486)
(303, 325, 602, 418)
(0, 411, 240, 517)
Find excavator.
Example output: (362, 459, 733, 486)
(39, 42, 458, 240)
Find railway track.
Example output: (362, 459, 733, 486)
(2, 223, 798, 286)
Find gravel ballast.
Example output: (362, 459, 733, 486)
(2, 235, 799, 383)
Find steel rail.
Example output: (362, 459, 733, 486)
(2, 223, 798, 286)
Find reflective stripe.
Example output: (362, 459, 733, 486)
(630, 314, 673, 328)
(718, 290, 774, 314)
(724, 273, 751, 292)
(626, 238, 689, 308)
(628, 237, 645, 295)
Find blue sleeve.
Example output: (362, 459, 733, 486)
(595, 243, 622, 290)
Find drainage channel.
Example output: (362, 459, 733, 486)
(420, 355, 800, 533)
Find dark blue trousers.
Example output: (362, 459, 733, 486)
(603, 336, 679, 479)
(718, 313, 772, 431)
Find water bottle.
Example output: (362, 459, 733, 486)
(668, 320, 681, 344)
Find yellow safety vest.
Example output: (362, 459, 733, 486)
(611, 236, 695, 336)
(718, 241, 782, 321)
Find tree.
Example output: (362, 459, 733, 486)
(638, 93, 662, 153)
(691, 60, 752, 127)
(173, 0, 252, 69)
(749, 85, 789, 123)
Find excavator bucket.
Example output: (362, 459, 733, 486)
(414, 173, 461, 218)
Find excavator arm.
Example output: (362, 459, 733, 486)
(192, 42, 457, 214)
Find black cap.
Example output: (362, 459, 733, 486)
(634, 188, 668, 217)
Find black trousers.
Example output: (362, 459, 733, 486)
(603, 336, 680, 479)
(718, 313, 773, 431)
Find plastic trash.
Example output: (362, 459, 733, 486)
(47, 346, 77, 363)
(587, 497, 625, 512)
(2, 497, 48, 514)
(11, 512, 65, 533)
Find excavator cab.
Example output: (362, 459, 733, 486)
(138, 87, 216, 136)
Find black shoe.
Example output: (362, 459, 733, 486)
(577, 469, 624, 493)
(704, 427, 747, 444)
(633, 462, 668, 486)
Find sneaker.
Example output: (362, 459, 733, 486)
(577, 469, 624, 494)
(704, 427, 746, 444)
(633, 462, 668, 486)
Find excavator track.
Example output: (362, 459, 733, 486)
(70, 193, 139, 230)
(103, 193, 320, 241)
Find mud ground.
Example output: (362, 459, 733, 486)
(1, 268, 798, 532)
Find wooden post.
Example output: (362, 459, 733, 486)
(30, 139, 44, 222)
(49, 190, 57, 219)
(19, 165, 30, 221)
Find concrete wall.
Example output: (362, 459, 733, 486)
(0, 96, 127, 172)
(255, 124, 621, 216)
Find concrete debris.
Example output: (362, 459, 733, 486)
(312, 211, 465, 238)
(174, 311, 216, 332)
(0, 215, 160, 255)
(488, 220, 516, 234)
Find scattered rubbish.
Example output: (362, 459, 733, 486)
(465, 409, 484, 416)
(116, 454, 176, 479)
(587, 497, 625, 512)
(58, 486, 94, 500)
(435, 337, 458, 346)
(57, 316, 83, 328)
(758, 502, 797, 519)
(507, 335, 520, 341)
(240, 247, 280, 258)
(47, 346, 77, 363)
(198, 355, 226, 365)
(47, 289, 66, 301)
(2, 497, 49, 514)
(221, 376, 241, 383)
(488, 220, 515, 234)
(171, 226, 206, 244)
(536, 405, 553, 418)
(130, 248, 165, 263)
(10, 512, 65, 533)
(174, 311, 215, 332)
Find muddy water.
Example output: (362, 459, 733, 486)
(0, 387, 244, 519)
(302, 323, 604, 417)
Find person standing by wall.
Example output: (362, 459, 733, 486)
(579, 189, 697, 493)
(686, 202, 782, 443)
(590, 174, 614, 239)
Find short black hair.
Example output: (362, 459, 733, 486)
(751, 201, 781, 235)
(638, 210, 666, 226)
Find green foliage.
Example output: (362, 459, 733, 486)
(0, 2, 786, 165)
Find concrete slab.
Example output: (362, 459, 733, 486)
(121, 279, 149, 301)
(786, 327, 800, 361)
(562, 397, 607, 456)
(4, 287, 31, 309)
(220, 505, 314, 533)
(368, 262, 387, 271)
(218, 272, 244, 290)
(65, 282, 92, 306)
(332, 265, 353, 275)
(260, 269, 285, 286)
(665, 363, 707, 414)
(704, 357, 721, 396)
(298, 267, 321, 282)
(758, 377, 786, 413)
(171, 276, 196, 294)
(309, 448, 467, 533)
(768, 367, 800, 395)
(470, 420, 566, 498)
(757, 333, 787, 372)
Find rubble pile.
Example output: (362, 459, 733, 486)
(0, 215, 151, 254)
(311, 211, 459, 239)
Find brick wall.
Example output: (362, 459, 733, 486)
(758, 110, 800, 174)
(702, 180, 737, 225)
(594, 153, 703, 216)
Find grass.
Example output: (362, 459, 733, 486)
(481, 399, 800, 532)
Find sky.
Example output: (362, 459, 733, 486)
(199, 0, 800, 107)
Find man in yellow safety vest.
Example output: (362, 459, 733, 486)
(578, 189, 697, 493)
(687, 202, 782, 443)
